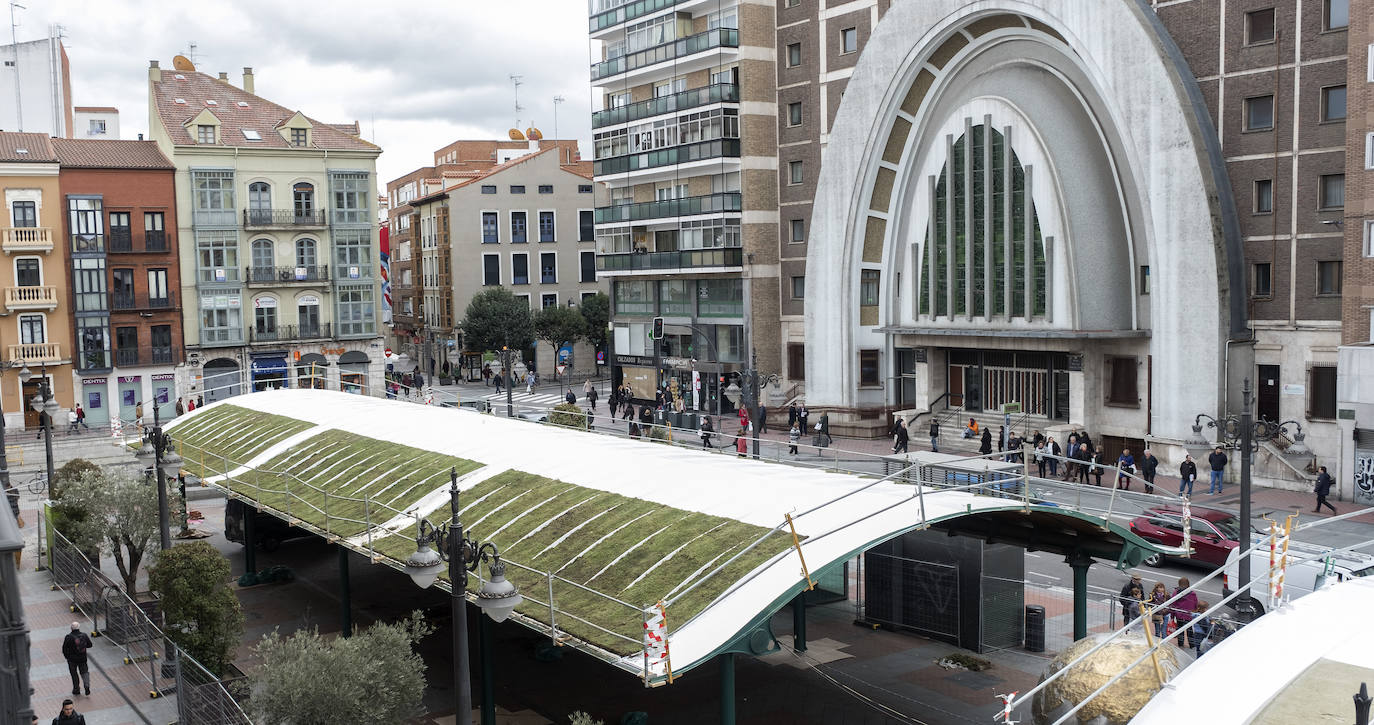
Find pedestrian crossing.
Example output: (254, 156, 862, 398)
(478, 390, 593, 407)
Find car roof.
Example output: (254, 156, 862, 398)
(1144, 506, 1234, 521)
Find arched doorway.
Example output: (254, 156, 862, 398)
(338, 350, 369, 395)
(203, 358, 241, 402)
(297, 352, 328, 389)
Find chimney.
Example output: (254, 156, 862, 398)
(137, 133, 144, 140)
(217, 71, 229, 82)
(148, 60, 161, 83)
(242, 67, 254, 95)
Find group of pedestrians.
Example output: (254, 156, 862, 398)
(1118, 574, 1215, 657)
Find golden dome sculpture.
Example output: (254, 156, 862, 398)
(508, 128, 526, 141)
(526, 126, 543, 140)
(172, 55, 196, 71)
(1032, 632, 1192, 724)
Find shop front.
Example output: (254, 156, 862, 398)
(117, 375, 141, 425)
(251, 355, 288, 391)
(296, 352, 328, 389)
(203, 358, 242, 402)
(338, 350, 369, 394)
(80, 377, 109, 427)
(152, 373, 176, 420)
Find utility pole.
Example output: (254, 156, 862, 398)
(9, 2, 25, 131)
(553, 95, 565, 139)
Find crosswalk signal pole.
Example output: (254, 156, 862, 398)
(502, 345, 514, 419)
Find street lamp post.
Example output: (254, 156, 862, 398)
(729, 350, 778, 459)
(501, 345, 514, 418)
(404, 468, 522, 725)
(134, 407, 181, 552)
(18, 364, 59, 501)
(1186, 377, 1307, 622)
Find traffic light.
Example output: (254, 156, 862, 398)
(652, 316, 664, 340)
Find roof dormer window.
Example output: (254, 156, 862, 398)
(290, 128, 308, 147)
(197, 124, 216, 144)
(205, 99, 218, 106)
(173, 98, 186, 104)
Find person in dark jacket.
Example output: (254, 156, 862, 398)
(62, 623, 93, 695)
(1118, 574, 1144, 623)
(758, 404, 768, 434)
(1314, 466, 1337, 514)
(928, 419, 940, 452)
(797, 405, 810, 434)
(1179, 455, 1198, 497)
(1116, 449, 1135, 490)
(1207, 447, 1228, 494)
(565, 390, 577, 405)
(1076, 445, 1093, 485)
(1139, 449, 1159, 494)
(1091, 450, 1105, 486)
(891, 419, 909, 454)
(700, 416, 715, 449)
(979, 428, 993, 455)
(52, 699, 86, 725)
(587, 387, 598, 410)
(1047, 437, 1061, 478)
(788, 403, 798, 429)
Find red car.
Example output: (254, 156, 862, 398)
(1127, 506, 1243, 567)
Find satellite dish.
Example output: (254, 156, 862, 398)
(172, 55, 196, 72)
(526, 127, 543, 140)
(507, 128, 526, 141)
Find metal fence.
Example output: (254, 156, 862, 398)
(47, 522, 253, 724)
(860, 552, 961, 644)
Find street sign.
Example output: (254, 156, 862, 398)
(557, 365, 567, 375)
(1000, 402, 1022, 414)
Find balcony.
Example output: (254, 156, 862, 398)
(114, 346, 181, 367)
(1, 227, 53, 254)
(71, 233, 104, 255)
(243, 209, 328, 228)
(110, 291, 175, 311)
(245, 265, 330, 285)
(107, 230, 171, 254)
(590, 0, 694, 34)
(249, 323, 332, 344)
(9, 342, 61, 364)
(333, 265, 373, 282)
(109, 229, 133, 252)
(76, 348, 110, 372)
(592, 83, 738, 129)
(3, 285, 58, 311)
(595, 192, 741, 225)
(595, 247, 743, 274)
(593, 138, 739, 177)
(199, 329, 244, 347)
(591, 28, 738, 82)
(192, 209, 238, 227)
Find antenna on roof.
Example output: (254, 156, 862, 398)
(9, 2, 25, 132)
(185, 41, 199, 66)
(509, 74, 524, 129)
(553, 95, 565, 139)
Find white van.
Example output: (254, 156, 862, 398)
(1221, 537, 1374, 615)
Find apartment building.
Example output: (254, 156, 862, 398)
(0, 132, 75, 430)
(146, 61, 385, 401)
(72, 107, 120, 139)
(51, 138, 182, 426)
(0, 30, 73, 137)
(589, 0, 775, 410)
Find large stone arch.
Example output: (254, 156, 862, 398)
(805, 0, 1243, 440)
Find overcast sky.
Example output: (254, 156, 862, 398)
(14, 0, 597, 185)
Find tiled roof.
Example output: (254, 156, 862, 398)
(51, 139, 174, 169)
(74, 106, 119, 113)
(0, 132, 58, 163)
(325, 121, 361, 136)
(151, 70, 379, 152)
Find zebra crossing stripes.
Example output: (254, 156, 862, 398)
(480, 391, 584, 407)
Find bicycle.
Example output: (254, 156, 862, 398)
(22, 471, 47, 495)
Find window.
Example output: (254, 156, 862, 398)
(1365, 220, 1374, 257)
(787, 43, 801, 67)
(540, 252, 557, 284)
(1139, 265, 1150, 295)
(1317, 260, 1342, 295)
(292, 182, 315, 219)
(579, 210, 594, 242)
(787, 102, 802, 127)
(290, 127, 308, 147)
(87, 119, 106, 135)
(511, 211, 527, 243)
(482, 254, 500, 285)
(1254, 179, 1273, 213)
(76, 318, 108, 369)
(1105, 356, 1139, 406)
(144, 212, 166, 250)
(148, 269, 169, 306)
(1367, 132, 1374, 169)
(1245, 8, 1275, 44)
(1324, 0, 1348, 30)
(330, 172, 370, 225)
(786, 0, 800, 6)
(68, 198, 103, 253)
(335, 284, 375, 336)
(1245, 95, 1274, 131)
(199, 294, 242, 343)
(150, 325, 172, 360)
(1319, 174, 1344, 209)
(580, 251, 596, 283)
(859, 350, 880, 386)
(841, 27, 858, 54)
(251, 239, 274, 277)
(1253, 263, 1272, 297)
(791, 276, 805, 299)
(72, 258, 107, 312)
(196, 231, 239, 283)
(538, 185, 553, 194)
(510, 185, 526, 194)
(512, 253, 529, 285)
(790, 219, 805, 243)
(788, 160, 803, 185)
(333, 230, 372, 277)
(11, 201, 35, 227)
(1321, 85, 1347, 122)
(1308, 366, 1337, 419)
(296, 238, 317, 268)
(788, 343, 805, 381)
(254, 300, 278, 335)
(115, 326, 138, 358)
(541, 293, 558, 309)
(578, 184, 593, 194)
(14, 258, 39, 287)
(539, 211, 555, 242)
(193, 171, 235, 217)
(18, 314, 44, 344)
(248, 181, 271, 219)
(481, 185, 497, 194)
(298, 298, 321, 338)
(111, 268, 134, 308)
(197, 125, 215, 144)
(860, 269, 879, 306)
(482, 212, 499, 243)
(108, 212, 131, 251)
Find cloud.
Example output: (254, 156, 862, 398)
(19, 0, 596, 184)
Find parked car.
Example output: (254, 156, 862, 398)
(1221, 537, 1374, 616)
(225, 498, 312, 552)
(1128, 506, 1244, 567)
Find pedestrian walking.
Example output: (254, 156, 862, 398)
(1091, 450, 1105, 486)
(1116, 448, 1135, 490)
(565, 390, 576, 405)
(628, 421, 640, 439)
(928, 419, 940, 452)
(891, 418, 909, 454)
(583, 378, 593, 396)
(175, 397, 185, 416)
(1207, 446, 1228, 494)
(196, 395, 204, 409)
(52, 699, 86, 725)
(187, 397, 196, 412)
(1123, 584, 1146, 630)
(1314, 466, 1337, 514)
(1062, 434, 1079, 480)
(67, 409, 78, 434)
(587, 387, 598, 410)
(997, 425, 1006, 453)
(758, 404, 768, 434)
(483, 363, 492, 386)
(621, 391, 634, 420)
(62, 622, 92, 696)
(979, 428, 993, 455)
(608, 390, 619, 418)
(1189, 600, 1214, 658)
(1140, 449, 1158, 494)
(1076, 444, 1093, 485)
(1006, 431, 1022, 463)
(737, 405, 749, 430)
(1036, 440, 1049, 478)
(586, 407, 595, 431)
(788, 423, 800, 455)
(526, 375, 535, 394)
(700, 416, 715, 448)
(493, 373, 504, 394)
(1179, 455, 1198, 497)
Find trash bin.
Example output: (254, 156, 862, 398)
(1024, 605, 1046, 652)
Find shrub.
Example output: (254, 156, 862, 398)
(149, 541, 244, 675)
(548, 402, 589, 430)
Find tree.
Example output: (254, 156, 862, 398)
(148, 541, 244, 675)
(60, 466, 179, 593)
(579, 292, 610, 352)
(532, 305, 587, 379)
(460, 288, 534, 354)
(251, 612, 432, 725)
(50, 458, 102, 540)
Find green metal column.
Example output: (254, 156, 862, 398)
(791, 593, 807, 652)
(720, 652, 736, 725)
(338, 546, 352, 638)
(479, 613, 495, 725)
(1066, 551, 1092, 641)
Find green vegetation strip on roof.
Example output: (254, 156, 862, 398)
(170, 405, 315, 475)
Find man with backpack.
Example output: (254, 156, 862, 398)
(62, 622, 93, 696)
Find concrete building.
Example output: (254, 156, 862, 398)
(146, 61, 385, 401)
(0, 132, 75, 430)
(0, 30, 72, 137)
(51, 138, 182, 426)
(72, 107, 120, 139)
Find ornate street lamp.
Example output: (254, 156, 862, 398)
(735, 351, 779, 459)
(134, 407, 181, 551)
(19, 364, 57, 501)
(1186, 377, 1308, 621)
(404, 468, 521, 724)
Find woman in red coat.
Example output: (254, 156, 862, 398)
(736, 424, 750, 457)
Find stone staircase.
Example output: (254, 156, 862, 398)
(5, 429, 140, 474)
